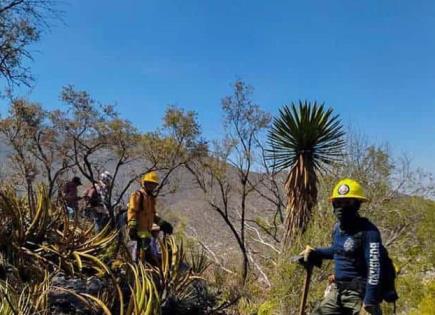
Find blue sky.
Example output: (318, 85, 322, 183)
(1, 0, 435, 174)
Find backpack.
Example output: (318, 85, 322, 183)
(85, 186, 101, 207)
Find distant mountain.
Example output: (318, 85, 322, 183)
(157, 167, 279, 261)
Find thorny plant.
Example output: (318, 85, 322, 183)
(0, 184, 215, 314)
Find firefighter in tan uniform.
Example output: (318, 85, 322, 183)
(127, 171, 173, 262)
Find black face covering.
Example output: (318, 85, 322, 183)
(333, 203, 360, 230)
(143, 183, 158, 197)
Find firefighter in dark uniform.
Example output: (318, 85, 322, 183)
(301, 178, 383, 315)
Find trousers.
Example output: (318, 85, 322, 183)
(311, 284, 382, 315)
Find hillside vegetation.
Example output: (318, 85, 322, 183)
(0, 1, 434, 314)
(0, 81, 434, 315)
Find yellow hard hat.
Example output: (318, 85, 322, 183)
(329, 178, 368, 202)
(142, 171, 159, 184)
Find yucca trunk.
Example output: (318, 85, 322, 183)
(284, 153, 317, 243)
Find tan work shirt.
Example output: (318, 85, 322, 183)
(127, 189, 158, 235)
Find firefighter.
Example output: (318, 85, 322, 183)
(301, 178, 383, 315)
(62, 176, 82, 218)
(127, 171, 173, 262)
(84, 171, 112, 230)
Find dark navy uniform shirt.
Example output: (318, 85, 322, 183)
(314, 217, 382, 305)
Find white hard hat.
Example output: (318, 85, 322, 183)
(100, 171, 112, 182)
(151, 223, 160, 231)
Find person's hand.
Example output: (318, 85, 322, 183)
(327, 274, 335, 284)
(159, 221, 173, 235)
(299, 245, 315, 263)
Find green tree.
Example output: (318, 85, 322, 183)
(140, 105, 207, 197)
(0, 0, 59, 87)
(267, 102, 345, 243)
(54, 86, 207, 223)
(0, 99, 74, 211)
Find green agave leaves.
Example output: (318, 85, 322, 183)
(0, 184, 208, 314)
(267, 101, 345, 173)
(126, 262, 161, 315)
(0, 272, 51, 315)
(267, 101, 345, 241)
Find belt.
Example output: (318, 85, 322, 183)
(335, 278, 366, 294)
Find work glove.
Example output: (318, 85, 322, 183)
(128, 226, 138, 240)
(159, 221, 173, 235)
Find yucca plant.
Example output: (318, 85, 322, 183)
(0, 185, 57, 279)
(126, 262, 161, 315)
(187, 247, 210, 275)
(0, 184, 126, 314)
(0, 271, 52, 314)
(155, 237, 192, 302)
(54, 284, 118, 315)
(0, 184, 120, 275)
(267, 101, 345, 243)
(151, 236, 208, 313)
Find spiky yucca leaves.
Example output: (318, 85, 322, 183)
(39, 223, 119, 275)
(0, 185, 214, 314)
(0, 272, 51, 314)
(0, 184, 120, 275)
(77, 238, 204, 315)
(126, 262, 161, 315)
(53, 284, 117, 315)
(152, 236, 208, 313)
(0, 185, 128, 314)
(156, 237, 191, 301)
(267, 101, 345, 242)
(187, 247, 210, 275)
(0, 185, 58, 279)
(0, 185, 50, 246)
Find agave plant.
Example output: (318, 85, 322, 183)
(155, 237, 193, 302)
(0, 184, 218, 314)
(0, 185, 48, 247)
(149, 236, 210, 313)
(0, 185, 58, 278)
(126, 261, 161, 315)
(0, 184, 127, 314)
(0, 271, 51, 314)
(187, 247, 210, 275)
(267, 101, 345, 242)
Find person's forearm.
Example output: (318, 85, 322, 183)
(314, 247, 334, 259)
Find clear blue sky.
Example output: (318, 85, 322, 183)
(2, 0, 435, 174)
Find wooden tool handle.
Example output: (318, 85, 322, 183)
(299, 265, 313, 315)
